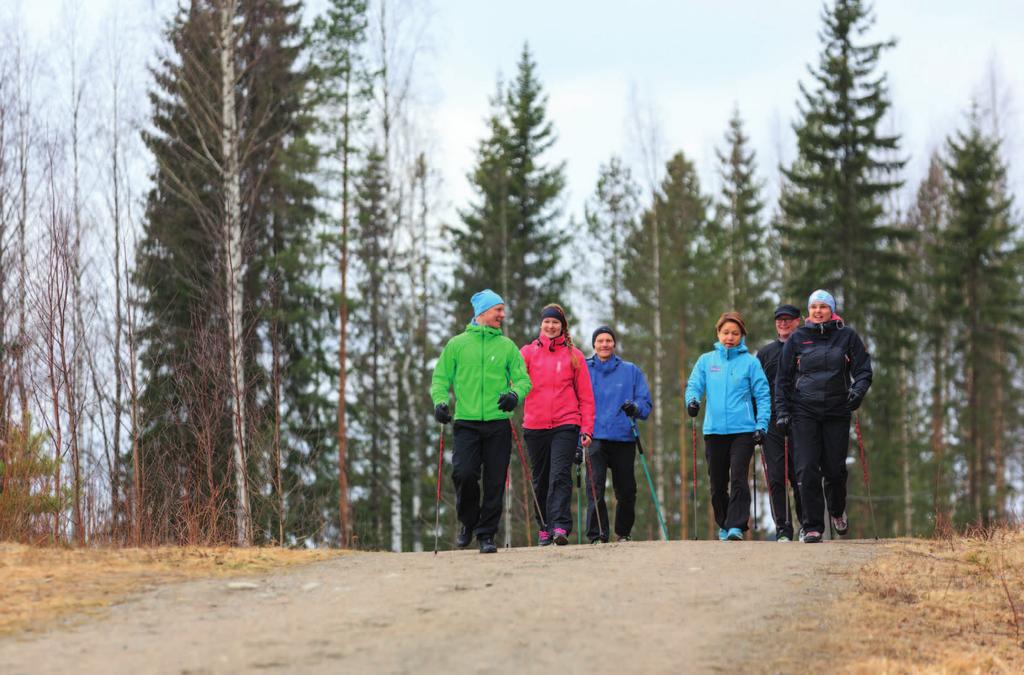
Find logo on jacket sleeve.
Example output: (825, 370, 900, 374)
(710, 366, 721, 373)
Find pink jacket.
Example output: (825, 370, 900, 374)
(520, 334, 595, 436)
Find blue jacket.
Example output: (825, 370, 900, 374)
(685, 339, 770, 435)
(586, 354, 653, 442)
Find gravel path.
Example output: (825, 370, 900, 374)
(0, 539, 880, 674)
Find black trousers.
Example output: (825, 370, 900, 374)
(704, 433, 755, 531)
(586, 439, 637, 541)
(763, 426, 803, 539)
(524, 424, 579, 534)
(792, 414, 850, 533)
(452, 420, 511, 539)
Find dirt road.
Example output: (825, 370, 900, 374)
(1, 539, 880, 674)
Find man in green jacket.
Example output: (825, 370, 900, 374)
(431, 289, 532, 553)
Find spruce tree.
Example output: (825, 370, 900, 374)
(453, 44, 568, 347)
(712, 108, 772, 341)
(137, 0, 327, 544)
(779, 0, 908, 536)
(941, 114, 1021, 524)
(584, 156, 641, 330)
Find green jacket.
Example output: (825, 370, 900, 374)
(431, 323, 532, 421)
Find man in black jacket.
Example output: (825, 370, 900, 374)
(773, 290, 872, 543)
(756, 304, 804, 542)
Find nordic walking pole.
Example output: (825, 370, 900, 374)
(433, 423, 446, 555)
(576, 444, 583, 544)
(630, 419, 669, 541)
(784, 436, 792, 532)
(583, 441, 605, 540)
(752, 443, 758, 534)
(691, 416, 698, 540)
(855, 413, 878, 540)
(510, 419, 548, 532)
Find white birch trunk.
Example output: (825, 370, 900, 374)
(219, 0, 250, 546)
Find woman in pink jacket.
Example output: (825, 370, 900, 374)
(521, 304, 596, 546)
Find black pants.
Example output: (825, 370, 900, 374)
(524, 424, 578, 534)
(792, 414, 850, 533)
(704, 433, 754, 531)
(586, 439, 637, 541)
(452, 420, 511, 539)
(763, 426, 803, 539)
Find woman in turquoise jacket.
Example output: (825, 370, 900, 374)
(685, 311, 771, 541)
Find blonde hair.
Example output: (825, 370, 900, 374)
(716, 311, 747, 336)
(542, 303, 580, 369)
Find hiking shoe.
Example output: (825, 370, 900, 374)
(553, 528, 569, 546)
(803, 530, 822, 544)
(538, 530, 553, 547)
(831, 512, 849, 536)
(776, 534, 791, 543)
(726, 527, 744, 541)
(798, 527, 807, 543)
(617, 535, 632, 542)
(479, 537, 497, 554)
(718, 528, 728, 541)
(456, 525, 472, 549)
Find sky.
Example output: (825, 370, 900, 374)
(16, 0, 1024, 237)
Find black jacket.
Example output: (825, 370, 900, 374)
(756, 339, 785, 423)
(774, 319, 872, 419)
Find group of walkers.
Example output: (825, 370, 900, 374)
(430, 287, 872, 553)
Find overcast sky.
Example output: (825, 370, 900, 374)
(18, 0, 1024, 232)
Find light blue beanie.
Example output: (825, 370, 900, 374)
(808, 289, 836, 314)
(471, 289, 504, 317)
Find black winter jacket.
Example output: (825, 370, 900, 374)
(773, 319, 872, 419)
(756, 339, 785, 423)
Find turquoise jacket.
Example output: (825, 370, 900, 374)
(684, 339, 771, 435)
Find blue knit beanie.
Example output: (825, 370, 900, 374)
(808, 289, 836, 314)
(471, 289, 504, 317)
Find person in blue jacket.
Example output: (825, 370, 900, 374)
(584, 326, 653, 543)
(685, 311, 771, 541)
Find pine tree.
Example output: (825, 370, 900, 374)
(623, 151, 714, 539)
(712, 108, 773, 341)
(453, 44, 568, 347)
(308, 0, 371, 548)
(584, 155, 641, 330)
(941, 114, 1021, 524)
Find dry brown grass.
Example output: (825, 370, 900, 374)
(0, 542, 345, 636)
(830, 529, 1024, 674)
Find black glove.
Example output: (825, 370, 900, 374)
(846, 390, 864, 411)
(434, 403, 452, 424)
(775, 416, 790, 434)
(752, 429, 765, 445)
(620, 400, 640, 418)
(573, 446, 583, 465)
(686, 400, 700, 418)
(497, 391, 519, 412)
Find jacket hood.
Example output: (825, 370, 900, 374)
(713, 337, 749, 358)
(466, 322, 503, 336)
(804, 315, 845, 333)
(588, 353, 622, 372)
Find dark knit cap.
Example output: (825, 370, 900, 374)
(591, 325, 616, 346)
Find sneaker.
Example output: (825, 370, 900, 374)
(831, 512, 849, 536)
(803, 530, 822, 544)
(718, 528, 728, 542)
(589, 538, 604, 545)
(479, 536, 497, 554)
(798, 527, 807, 543)
(776, 534, 791, 543)
(538, 530, 553, 547)
(553, 528, 569, 546)
(726, 527, 744, 541)
(616, 535, 631, 542)
(456, 525, 472, 549)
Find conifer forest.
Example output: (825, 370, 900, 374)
(1, 0, 1021, 550)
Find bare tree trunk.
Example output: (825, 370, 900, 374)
(218, 0, 250, 546)
(651, 206, 666, 539)
(271, 285, 284, 545)
(677, 317, 688, 540)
